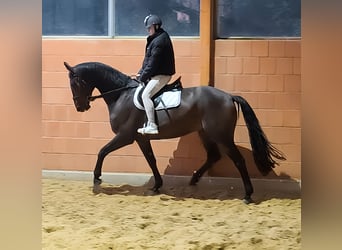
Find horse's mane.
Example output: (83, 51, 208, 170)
(75, 62, 131, 88)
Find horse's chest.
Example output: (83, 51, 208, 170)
(108, 106, 130, 132)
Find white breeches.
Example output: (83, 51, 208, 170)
(142, 75, 171, 124)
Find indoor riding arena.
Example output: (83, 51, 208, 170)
(42, 1, 301, 249)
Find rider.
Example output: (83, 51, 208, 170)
(136, 14, 176, 134)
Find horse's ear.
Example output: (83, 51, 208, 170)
(64, 62, 75, 75)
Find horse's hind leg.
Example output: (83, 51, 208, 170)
(224, 141, 254, 204)
(190, 130, 221, 185)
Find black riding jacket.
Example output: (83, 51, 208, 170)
(138, 28, 175, 83)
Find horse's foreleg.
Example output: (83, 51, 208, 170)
(225, 142, 254, 204)
(190, 131, 221, 185)
(136, 138, 162, 193)
(93, 134, 133, 188)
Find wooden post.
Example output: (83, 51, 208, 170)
(200, 0, 214, 86)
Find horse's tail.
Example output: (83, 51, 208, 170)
(232, 95, 286, 175)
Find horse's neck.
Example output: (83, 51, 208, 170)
(85, 67, 133, 104)
(93, 77, 119, 95)
(95, 80, 133, 107)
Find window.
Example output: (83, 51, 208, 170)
(42, 0, 200, 37)
(115, 0, 199, 36)
(43, 0, 108, 36)
(216, 0, 301, 38)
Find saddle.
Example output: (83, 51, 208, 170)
(134, 77, 183, 110)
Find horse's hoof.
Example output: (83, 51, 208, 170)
(189, 173, 199, 185)
(93, 178, 102, 186)
(189, 179, 197, 186)
(144, 188, 160, 196)
(151, 187, 161, 194)
(243, 197, 254, 204)
(92, 185, 101, 194)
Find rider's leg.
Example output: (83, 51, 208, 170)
(138, 75, 171, 134)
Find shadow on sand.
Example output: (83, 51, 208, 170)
(93, 175, 300, 204)
(95, 132, 300, 204)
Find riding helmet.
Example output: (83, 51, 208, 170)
(144, 14, 162, 29)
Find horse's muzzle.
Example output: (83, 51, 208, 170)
(76, 104, 91, 112)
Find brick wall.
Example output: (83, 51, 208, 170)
(42, 38, 301, 180)
(212, 40, 301, 179)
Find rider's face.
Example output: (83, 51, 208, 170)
(147, 25, 156, 36)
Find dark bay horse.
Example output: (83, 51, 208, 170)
(64, 61, 285, 203)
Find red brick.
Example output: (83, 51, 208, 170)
(226, 57, 243, 74)
(43, 153, 95, 171)
(214, 74, 235, 91)
(289, 128, 301, 145)
(256, 110, 283, 127)
(285, 41, 301, 57)
(235, 75, 253, 91)
(215, 57, 226, 74)
(260, 58, 277, 74)
(151, 140, 182, 158)
(42, 104, 80, 121)
(283, 110, 301, 127)
(275, 93, 301, 110)
(251, 75, 268, 91)
(234, 125, 250, 143)
(215, 40, 235, 56)
(264, 127, 293, 144)
(176, 57, 200, 74)
(190, 40, 201, 57)
(42, 72, 69, 88)
(281, 145, 301, 162)
(267, 75, 284, 92)
(111, 39, 146, 56)
(257, 93, 276, 109)
(81, 103, 110, 122)
(42, 88, 72, 105)
(236, 40, 252, 56)
(180, 74, 200, 87)
(284, 75, 301, 92)
(252, 40, 269, 56)
(276, 58, 293, 74)
(113, 56, 144, 74)
(173, 39, 193, 57)
(293, 58, 301, 75)
(243, 57, 259, 74)
(43, 121, 90, 138)
(269, 41, 285, 57)
(89, 122, 114, 139)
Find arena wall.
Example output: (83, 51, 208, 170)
(42, 38, 301, 180)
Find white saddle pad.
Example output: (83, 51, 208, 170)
(133, 85, 181, 110)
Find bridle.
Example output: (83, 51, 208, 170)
(88, 82, 140, 101)
(71, 75, 90, 103)
(72, 74, 140, 102)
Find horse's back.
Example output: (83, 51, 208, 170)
(169, 85, 236, 125)
(182, 86, 237, 134)
(181, 86, 235, 110)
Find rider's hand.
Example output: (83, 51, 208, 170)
(131, 73, 140, 80)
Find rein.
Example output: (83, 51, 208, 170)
(88, 80, 140, 102)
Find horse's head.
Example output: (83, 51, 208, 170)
(64, 62, 94, 112)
